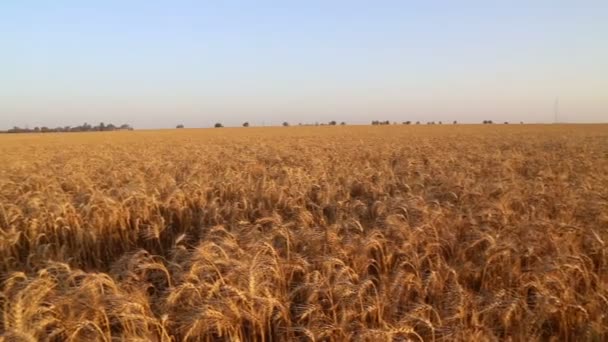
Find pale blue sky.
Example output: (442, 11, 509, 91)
(1, 1, 607, 128)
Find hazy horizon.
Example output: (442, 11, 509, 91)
(2, 1, 607, 129)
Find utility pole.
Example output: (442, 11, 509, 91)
(554, 97, 559, 123)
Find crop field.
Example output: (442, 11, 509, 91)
(0, 125, 606, 341)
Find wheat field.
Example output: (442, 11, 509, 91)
(0, 125, 606, 341)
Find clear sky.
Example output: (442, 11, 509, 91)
(1, 1, 607, 129)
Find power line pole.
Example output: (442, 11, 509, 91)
(554, 97, 559, 123)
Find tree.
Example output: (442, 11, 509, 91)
(282, 122, 289, 127)
(176, 124, 185, 129)
(438, 121, 442, 125)
(402, 121, 411, 125)
(2, 122, 133, 134)
(416, 121, 421, 125)
(214, 123, 223, 128)
(242, 122, 249, 127)
(453, 120, 458, 124)
(504, 121, 509, 124)
(340, 122, 346, 125)
(329, 121, 337, 126)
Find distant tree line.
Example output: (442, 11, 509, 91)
(180, 119, 525, 129)
(374, 120, 447, 125)
(296, 121, 346, 126)
(1, 122, 133, 134)
(205, 119, 516, 127)
(371, 120, 391, 125)
(208, 120, 348, 128)
(376, 119, 523, 125)
(284, 120, 344, 127)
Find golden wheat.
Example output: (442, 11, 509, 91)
(0, 125, 606, 341)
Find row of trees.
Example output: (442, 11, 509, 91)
(175, 120, 525, 129)
(2, 123, 133, 134)
(377, 120, 453, 125)
(378, 120, 523, 125)
(483, 121, 519, 124)
(177, 121, 348, 128)
(272, 121, 349, 127)
(294, 121, 346, 126)
(371, 120, 391, 125)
